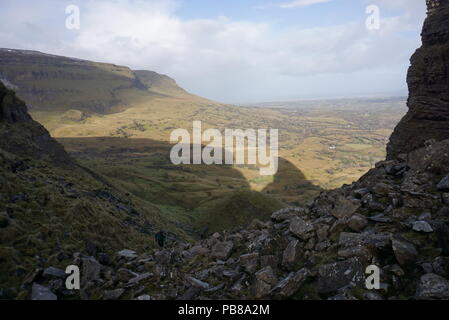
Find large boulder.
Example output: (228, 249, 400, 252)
(253, 266, 277, 298)
(31, 283, 57, 300)
(289, 217, 314, 240)
(282, 240, 301, 269)
(212, 241, 234, 260)
(271, 268, 310, 298)
(392, 238, 418, 266)
(415, 273, 449, 299)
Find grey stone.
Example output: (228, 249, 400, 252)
(260, 255, 278, 269)
(271, 207, 304, 222)
(239, 253, 259, 273)
(43, 267, 66, 279)
(103, 288, 125, 300)
(189, 245, 209, 256)
(368, 214, 391, 223)
(338, 232, 391, 250)
(205, 283, 225, 293)
(253, 266, 277, 298)
(415, 273, 449, 299)
(271, 268, 310, 298)
(368, 201, 386, 212)
(330, 197, 360, 219)
(433, 257, 449, 278)
(354, 188, 370, 199)
(31, 283, 57, 300)
(337, 246, 372, 262)
(347, 215, 368, 232)
(316, 226, 329, 241)
(437, 174, 449, 191)
(328, 289, 358, 300)
(81, 256, 101, 285)
(363, 292, 385, 300)
(212, 241, 234, 260)
(117, 249, 137, 259)
(282, 240, 301, 269)
(318, 258, 365, 294)
(413, 221, 434, 233)
(421, 262, 434, 274)
(117, 268, 139, 283)
(392, 238, 418, 266)
(255, 266, 277, 286)
(127, 272, 152, 286)
(419, 212, 432, 221)
(187, 276, 210, 290)
(289, 217, 314, 240)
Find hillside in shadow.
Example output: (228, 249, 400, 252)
(57, 137, 322, 234)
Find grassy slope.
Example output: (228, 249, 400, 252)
(0, 82, 192, 290)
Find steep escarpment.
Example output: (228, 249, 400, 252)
(0, 49, 196, 114)
(0, 82, 71, 164)
(387, 0, 449, 159)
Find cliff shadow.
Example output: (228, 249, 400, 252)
(262, 157, 322, 205)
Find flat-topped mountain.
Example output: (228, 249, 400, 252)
(0, 48, 200, 114)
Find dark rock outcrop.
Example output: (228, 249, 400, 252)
(387, 0, 449, 159)
(0, 81, 72, 164)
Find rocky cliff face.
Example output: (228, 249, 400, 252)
(0, 81, 71, 164)
(387, 0, 449, 159)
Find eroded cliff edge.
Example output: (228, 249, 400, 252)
(388, 0, 449, 159)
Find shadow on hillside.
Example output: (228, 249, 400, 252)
(262, 157, 322, 193)
(57, 137, 322, 208)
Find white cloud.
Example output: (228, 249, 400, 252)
(0, 0, 426, 102)
(270, 0, 332, 9)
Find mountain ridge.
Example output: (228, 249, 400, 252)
(0, 48, 205, 114)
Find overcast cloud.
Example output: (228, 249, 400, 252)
(0, 0, 426, 103)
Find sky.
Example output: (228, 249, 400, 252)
(0, 0, 427, 103)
